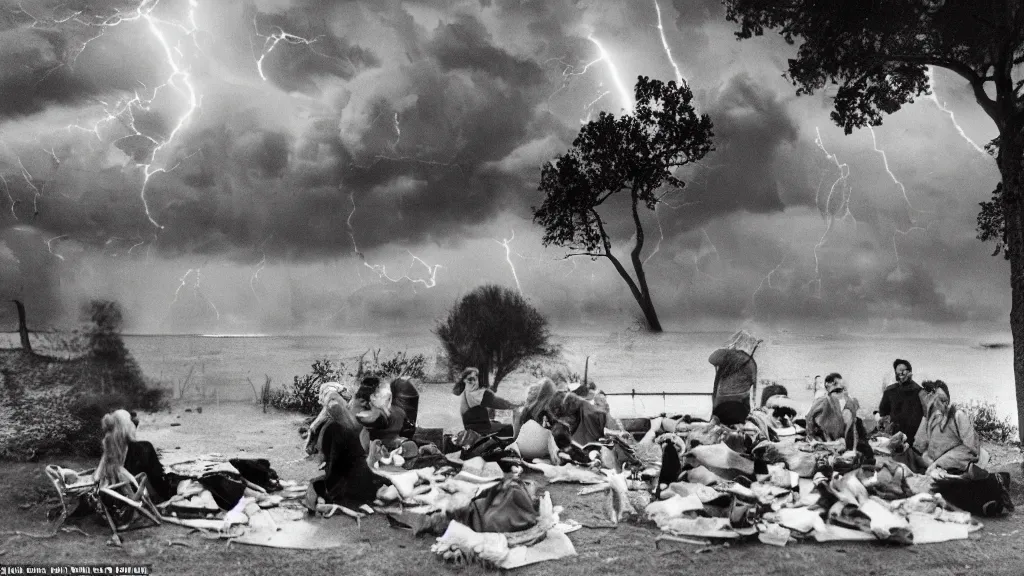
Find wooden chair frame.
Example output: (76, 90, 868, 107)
(45, 465, 163, 545)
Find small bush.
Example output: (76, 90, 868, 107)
(955, 401, 1020, 445)
(435, 284, 557, 392)
(269, 359, 347, 416)
(369, 350, 427, 381)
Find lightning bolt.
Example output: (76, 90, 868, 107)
(363, 252, 442, 290)
(127, 238, 147, 256)
(808, 127, 853, 298)
(253, 19, 320, 82)
(346, 191, 362, 259)
(192, 268, 220, 319)
(694, 227, 722, 282)
(586, 34, 633, 112)
(643, 203, 666, 264)
(250, 251, 266, 301)
(495, 230, 524, 294)
(392, 112, 401, 150)
(45, 235, 67, 261)
(653, 0, 685, 86)
(46, 0, 204, 229)
(868, 126, 917, 222)
(16, 158, 40, 217)
(172, 268, 197, 305)
(0, 174, 16, 219)
(926, 66, 987, 156)
(751, 251, 789, 308)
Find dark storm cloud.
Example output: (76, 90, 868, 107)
(0, 27, 97, 118)
(0, 0, 1010, 332)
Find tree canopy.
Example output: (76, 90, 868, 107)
(724, 0, 1023, 135)
(533, 76, 714, 331)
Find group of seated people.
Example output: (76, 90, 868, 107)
(303, 375, 420, 508)
(799, 360, 981, 475)
(451, 366, 622, 462)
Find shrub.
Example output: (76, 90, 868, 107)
(369, 349, 427, 381)
(269, 359, 347, 416)
(434, 284, 557, 392)
(955, 401, 1020, 445)
(0, 299, 167, 461)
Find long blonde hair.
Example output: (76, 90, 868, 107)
(95, 409, 136, 486)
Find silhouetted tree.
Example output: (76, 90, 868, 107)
(533, 76, 714, 332)
(724, 0, 1024, 442)
(434, 284, 555, 392)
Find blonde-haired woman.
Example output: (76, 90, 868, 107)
(94, 409, 171, 502)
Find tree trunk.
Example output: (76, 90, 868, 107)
(479, 359, 492, 391)
(11, 300, 31, 354)
(639, 291, 663, 332)
(998, 132, 1024, 445)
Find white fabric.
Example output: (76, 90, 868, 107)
(513, 420, 553, 460)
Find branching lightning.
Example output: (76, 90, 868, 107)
(363, 251, 442, 290)
(171, 267, 220, 319)
(806, 128, 855, 298)
(39, 0, 205, 229)
(926, 66, 987, 155)
(253, 19, 320, 82)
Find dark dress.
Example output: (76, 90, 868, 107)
(709, 348, 757, 425)
(878, 380, 925, 444)
(461, 390, 517, 436)
(125, 440, 172, 503)
(313, 421, 383, 507)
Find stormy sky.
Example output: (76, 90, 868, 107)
(0, 0, 1008, 334)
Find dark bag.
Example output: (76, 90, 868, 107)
(457, 478, 539, 533)
(933, 465, 1015, 517)
(198, 473, 246, 510)
(229, 458, 281, 492)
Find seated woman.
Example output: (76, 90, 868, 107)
(804, 373, 860, 442)
(453, 368, 519, 436)
(350, 376, 407, 451)
(94, 409, 172, 503)
(308, 382, 383, 508)
(898, 381, 980, 474)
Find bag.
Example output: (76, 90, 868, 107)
(197, 473, 246, 510)
(229, 458, 281, 492)
(933, 465, 1014, 517)
(457, 478, 539, 533)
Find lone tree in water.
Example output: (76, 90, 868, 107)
(434, 284, 555, 393)
(533, 76, 714, 332)
(722, 0, 1024, 442)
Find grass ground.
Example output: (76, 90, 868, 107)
(2, 401, 1023, 576)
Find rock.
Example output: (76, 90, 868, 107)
(196, 407, 203, 414)
(185, 409, 192, 413)
(170, 423, 181, 427)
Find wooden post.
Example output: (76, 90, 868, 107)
(11, 299, 31, 353)
(583, 356, 590, 388)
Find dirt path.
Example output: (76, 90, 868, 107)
(3, 400, 1023, 576)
